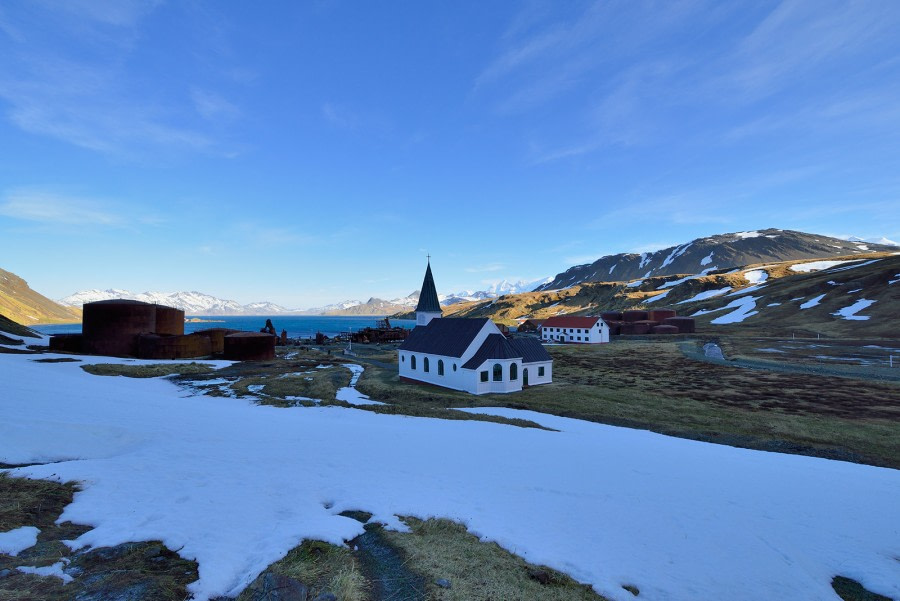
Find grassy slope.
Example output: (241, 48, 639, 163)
(355, 340, 900, 469)
(0, 267, 81, 325)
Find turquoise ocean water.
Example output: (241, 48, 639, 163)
(33, 315, 415, 340)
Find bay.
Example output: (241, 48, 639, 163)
(33, 315, 415, 340)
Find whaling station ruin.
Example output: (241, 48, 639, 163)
(46, 261, 696, 387)
(50, 300, 276, 361)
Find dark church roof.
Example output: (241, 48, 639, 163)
(462, 334, 552, 369)
(399, 318, 490, 358)
(508, 337, 552, 363)
(415, 260, 442, 313)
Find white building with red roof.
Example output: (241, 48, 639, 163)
(539, 316, 610, 344)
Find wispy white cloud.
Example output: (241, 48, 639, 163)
(0, 2, 241, 160)
(0, 189, 125, 226)
(191, 88, 240, 122)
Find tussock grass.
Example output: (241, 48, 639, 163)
(243, 540, 368, 601)
(81, 362, 215, 378)
(0, 473, 196, 601)
(0, 473, 78, 532)
(382, 517, 609, 601)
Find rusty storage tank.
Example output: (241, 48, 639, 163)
(648, 309, 676, 322)
(651, 325, 680, 335)
(601, 311, 623, 322)
(82, 300, 158, 357)
(635, 319, 659, 329)
(194, 328, 240, 354)
(49, 334, 83, 353)
(154, 305, 185, 336)
(622, 310, 649, 322)
(224, 332, 275, 361)
(606, 321, 622, 336)
(662, 317, 696, 333)
(138, 333, 212, 360)
(631, 322, 651, 335)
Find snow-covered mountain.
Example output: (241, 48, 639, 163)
(59, 278, 552, 317)
(536, 229, 899, 291)
(58, 289, 292, 316)
(439, 278, 552, 305)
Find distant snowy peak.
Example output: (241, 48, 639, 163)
(59, 289, 291, 315)
(536, 228, 898, 292)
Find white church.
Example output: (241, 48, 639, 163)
(398, 260, 553, 394)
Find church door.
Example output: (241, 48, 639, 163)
(523, 368, 529, 387)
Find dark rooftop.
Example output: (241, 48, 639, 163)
(399, 318, 490, 357)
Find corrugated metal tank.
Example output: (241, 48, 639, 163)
(224, 332, 276, 361)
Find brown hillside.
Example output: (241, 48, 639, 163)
(0, 267, 81, 325)
(403, 252, 900, 338)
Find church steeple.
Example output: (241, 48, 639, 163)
(415, 256, 442, 326)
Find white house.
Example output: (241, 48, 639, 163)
(398, 261, 553, 394)
(540, 316, 610, 344)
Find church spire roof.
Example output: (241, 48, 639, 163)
(415, 258, 441, 313)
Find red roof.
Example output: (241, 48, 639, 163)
(540, 316, 603, 329)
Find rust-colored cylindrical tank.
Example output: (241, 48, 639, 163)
(648, 309, 676, 322)
(652, 325, 680, 335)
(82, 300, 157, 357)
(622, 310, 649, 322)
(601, 311, 623, 322)
(607, 321, 622, 336)
(138, 333, 212, 359)
(49, 333, 83, 353)
(155, 305, 185, 336)
(224, 332, 276, 361)
(662, 317, 696, 334)
(194, 328, 240, 354)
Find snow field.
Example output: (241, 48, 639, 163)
(0, 354, 898, 601)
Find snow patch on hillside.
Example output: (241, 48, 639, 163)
(800, 294, 826, 309)
(700, 252, 714, 266)
(710, 296, 759, 324)
(644, 290, 671, 303)
(790, 260, 856, 273)
(679, 288, 732, 304)
(743, 269, 768, 284)
(661, 243, 692, 268)
(832, 299, 876, 321)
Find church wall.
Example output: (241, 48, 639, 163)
(398, 351, 474, 392)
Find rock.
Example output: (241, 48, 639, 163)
(313, 593, 337, 601)
(0, 569, 12, 579)
(243, 571, 310, 601)
(435, 578, 452, 589)
(142, 544, 163, 559)
(527, 568, 551, 585)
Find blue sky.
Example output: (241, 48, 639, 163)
(1, 0, 899, 309)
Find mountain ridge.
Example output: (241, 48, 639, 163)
(1, 268, 81, 325)
(537, 229, 897, 292)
